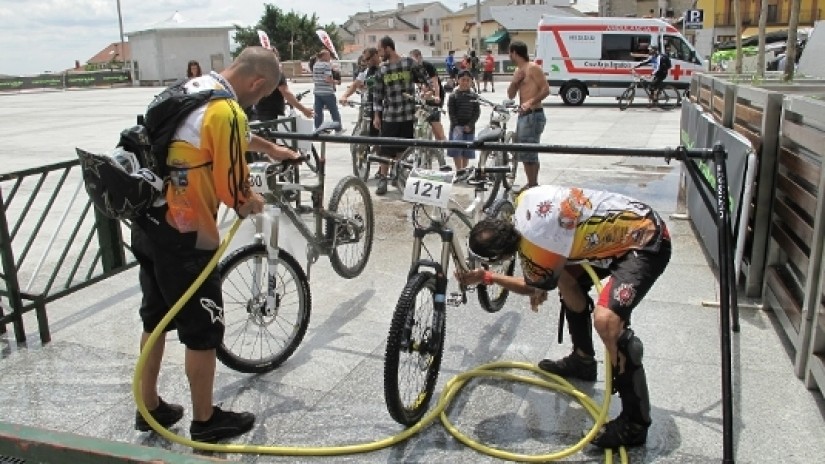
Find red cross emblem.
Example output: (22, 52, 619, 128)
(671, 64, 685, 80)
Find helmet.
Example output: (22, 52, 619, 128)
(76, 147, 163, 220)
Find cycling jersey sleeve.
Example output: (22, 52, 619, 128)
(201, 99, 252, 211)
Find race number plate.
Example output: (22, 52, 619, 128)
(402, 168, 455, 208)
(248, 162, 271, 194)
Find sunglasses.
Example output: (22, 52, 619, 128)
(467, 242, 515, 266)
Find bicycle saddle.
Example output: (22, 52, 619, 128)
(476, 127, 503, 143)
(315, 121, 341, 134)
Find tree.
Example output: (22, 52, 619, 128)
(232, 4, 342, 61)
(784, 0, 802, 81)
(733, 0, 743, 73)
(756, 0, 768, 78)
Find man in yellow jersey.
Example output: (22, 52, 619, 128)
(132, 46, 301, 443)
(458, 185, 671, 449)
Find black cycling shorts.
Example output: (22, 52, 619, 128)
(651, 72, 667, 90)
(426, 106, 442, 123)
(596, 236, 671, 322)
(379, 120, 414, 156)
(132, 226, 225, 350)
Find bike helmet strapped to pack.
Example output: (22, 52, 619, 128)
(76, 126, 164, 220)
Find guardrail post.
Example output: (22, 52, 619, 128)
(93, 210, 126, 272)
(0, 188, 27, 342)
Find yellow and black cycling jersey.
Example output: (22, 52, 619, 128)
(514, 185, 662, 274)
(164, 73, 253, 250)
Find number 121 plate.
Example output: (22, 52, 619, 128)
(402, 168, 455, 208)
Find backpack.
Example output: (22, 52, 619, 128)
(76, 78, 231, 220)
(658, 53, 672, 73)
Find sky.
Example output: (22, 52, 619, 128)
(0, 0, 469, 76)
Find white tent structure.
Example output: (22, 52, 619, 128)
(798, 21, 825, 78)
(126, 12, 234, 85)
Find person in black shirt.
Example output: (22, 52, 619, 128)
(340, 47, 381, 137)
(447, 70, 480, 170)
(254, 48, 313, 121)
(409, 49, 446, 143)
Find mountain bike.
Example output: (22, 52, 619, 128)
(473, 96, 519, 209)
(216, 121, 375, 374)
(377, 158, 516, 426)
(390, 93, 448, 191)
(618, 71, 681, 111)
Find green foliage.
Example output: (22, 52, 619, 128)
(232, 3, 343, 61)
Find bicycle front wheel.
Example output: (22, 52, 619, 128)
(477, 199, 517, 313)
(217, 245, 311, 373)
(618, 87, 635, 111)
(326, 176, 375, 279)
(657, 85, 680, 110)
(384, 272, 445, 426)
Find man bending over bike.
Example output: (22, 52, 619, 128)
(634, 45, 668, 106)
(456, 185, 671, 449)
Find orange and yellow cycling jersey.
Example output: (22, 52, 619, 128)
(514, 185, 661, 271)
(164, 73, 253, 250)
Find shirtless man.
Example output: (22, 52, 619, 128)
(507, 40, 550, 190)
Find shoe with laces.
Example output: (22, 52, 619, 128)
(591, 414, 649, 449)
(376, 176, 388, 195)
(135, 397, 184, 431)
(538, 352, 597, 381)
(190, 406, 255, 443)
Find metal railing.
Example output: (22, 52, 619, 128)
(0, 161, 135, 344)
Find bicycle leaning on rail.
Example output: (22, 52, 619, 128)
(215, 121, 375, 374)
(373, 155, 515, 425)
(618, 70, 680, 111)
(473, 96, 519, 209)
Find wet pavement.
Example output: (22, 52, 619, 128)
(1, 83, 824, 463)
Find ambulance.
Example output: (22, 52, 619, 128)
(535, 16, 705, 105)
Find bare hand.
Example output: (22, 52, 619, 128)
(239, 192, 265, 217)
(268, 147, 302, 163)
(301, 108, 314, 118)
(455, 268, 484, 286)
(529, 289, 548, 312)
(373, 114, 382, 131)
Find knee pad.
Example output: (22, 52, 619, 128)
(617, 327, 644, 370)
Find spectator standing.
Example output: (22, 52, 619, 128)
(186, 60, 202, 78)
(469, 50, 480, 91)
(312, 49, 343, 132)
(254, 48, 313, 121)
(482, 49, 496, 92)
(507, 40, 550, 190)
(340, 47, 381, 138)
(446, 70, 480, 170)
(372, 36, 432, 195)
(409, 49, 446, 143)
(445, 50, 458, 90)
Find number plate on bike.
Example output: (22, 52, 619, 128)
(248, 162, 270, 194)
(402, 168, 454, 208)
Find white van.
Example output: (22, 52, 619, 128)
(535, 16, 705, 105)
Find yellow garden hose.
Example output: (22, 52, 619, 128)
(133, 219, 627, 462)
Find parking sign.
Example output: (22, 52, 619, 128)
(685, 9, 704, 29)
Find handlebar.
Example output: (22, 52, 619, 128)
(474, 96, 518, 113)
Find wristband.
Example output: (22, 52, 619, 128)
(483, 271, 494, 286)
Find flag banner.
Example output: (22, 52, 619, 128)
(315, 29, 339, 59)
(258, 30, 271, 50)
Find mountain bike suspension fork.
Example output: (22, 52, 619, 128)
(257, 205, 282, 313)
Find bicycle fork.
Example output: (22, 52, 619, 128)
(253, 205, 282, 315)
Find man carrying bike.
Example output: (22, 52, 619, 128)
(372, 36, 433, 195)
(457, 185, 671, 449)
(634, 45, 670, 106)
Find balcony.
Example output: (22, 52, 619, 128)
(715, 8, 821, 27)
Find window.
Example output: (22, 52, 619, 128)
(664, 35, 699, 64)
(368, 35, 376, 43)
(408, 34, 417, 41)
(436, 34, 440, 41)
(601, 33, 651, 61)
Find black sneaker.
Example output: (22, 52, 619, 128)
(135, 397, 184, 432)
(538, 352, 597, 381)
(190, 406, 255, 443)
(591, 414, 648, 449)
(376, 176, 388, 195)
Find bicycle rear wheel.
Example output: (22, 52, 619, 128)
(657, 85, 680, 110)
(481, 148, 507, 210)
(395, 147, 417, 190)
(217, 245, 311, 373)
(351, 120, 371, 180)
(304, 145, 320, 174)
(618, 87, 635, 111)
(384, 272, 445, 426)
(477, 199, 517, 312)
(500, 132, 517, 193)
(326, 176, 374, 279)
